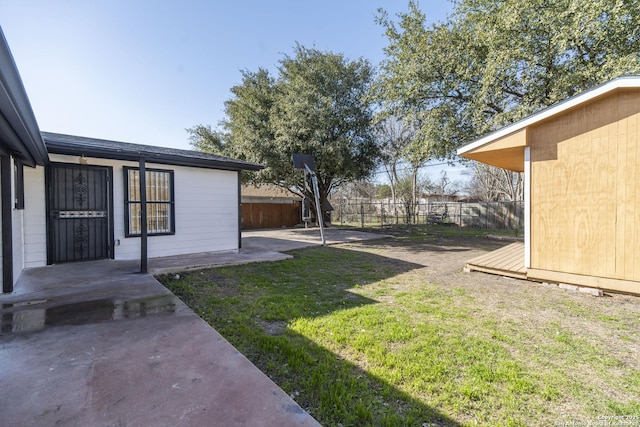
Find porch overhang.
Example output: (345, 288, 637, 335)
(0, 28, 48, 167)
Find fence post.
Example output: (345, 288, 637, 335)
(484, 204, 487, 229)
(360, 203, 364, 229)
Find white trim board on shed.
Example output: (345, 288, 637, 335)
(457, 76, 640, 156)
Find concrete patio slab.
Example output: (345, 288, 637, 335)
(242, 227, 390, 253)
(0, 261, 320, 426)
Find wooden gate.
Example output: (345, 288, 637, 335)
(47, 163, 113, 263)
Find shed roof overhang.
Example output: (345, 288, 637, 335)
(457, 75, 640, 172)
(0, 27, 48, 167)
(460, 128, 526, 172)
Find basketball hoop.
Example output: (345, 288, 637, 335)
(292, 154, 315, 171)
(292, 154, 325, 246)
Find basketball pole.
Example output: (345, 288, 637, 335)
(305, 164, 326, 246)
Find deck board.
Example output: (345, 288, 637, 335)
(465, 242, 526, 279)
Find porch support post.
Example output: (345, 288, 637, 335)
(237, 171, 242, 249)
(524, 146, 531, 269)
(1, 155, 13, 292)
(139, 157, 148, 273)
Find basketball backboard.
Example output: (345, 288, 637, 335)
(292, 154, 315, 171)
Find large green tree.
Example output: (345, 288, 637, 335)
(186, 124, 226, 155)
(375, 0, 640, 156)
(224, 45, 378, 215)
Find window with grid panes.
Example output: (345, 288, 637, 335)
(124, 167, 175, 236)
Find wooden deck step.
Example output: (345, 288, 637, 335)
(465, 242, 526, 279)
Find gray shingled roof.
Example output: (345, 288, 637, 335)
(42, 132, 262, 171)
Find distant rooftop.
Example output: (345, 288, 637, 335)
(42, 132, 263, 171)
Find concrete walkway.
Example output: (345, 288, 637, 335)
(0, 227, 387, 426)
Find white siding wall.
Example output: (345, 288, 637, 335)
(23, 165, 46, 267)
(0, 158, 44, 289)
(12, 207, 24, 278)
(49, 154, 240, 260)
(0, 169, 2, 281)
(11, 160, 25, 278)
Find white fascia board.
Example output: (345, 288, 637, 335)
(457, 76, 640, 156)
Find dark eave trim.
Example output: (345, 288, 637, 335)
(0, 28, 48, 167)
(45, 141, 263, 172)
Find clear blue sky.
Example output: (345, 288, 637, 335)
(0, 1, 466, 183)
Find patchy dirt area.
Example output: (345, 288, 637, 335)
(350, 228, 639, 313)
(340, 230, 640, 415)
(351, 229, 640, 328)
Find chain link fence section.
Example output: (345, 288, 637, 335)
(333, 200, 524, 230)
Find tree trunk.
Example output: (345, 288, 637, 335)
(390, 181, 398, 225)
(386, 161, 400, 225)
(411, 168, 418, 224)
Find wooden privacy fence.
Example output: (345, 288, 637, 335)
(334, 200, 524, 230)
(241, 202, 302, 230)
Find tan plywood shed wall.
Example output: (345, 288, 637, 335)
(528, 89, 640, 285)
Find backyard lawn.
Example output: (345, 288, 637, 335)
(158, 226, 640, 426)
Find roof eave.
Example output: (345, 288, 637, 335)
(0, 28, 48, 167)
(45, 141, 263, 172)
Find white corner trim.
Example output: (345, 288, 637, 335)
(457, 76, 640, 156)
(524, 146, 531, 269)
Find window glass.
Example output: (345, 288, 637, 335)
(125, 167, 174, 236)
(14, 160, 24, 209)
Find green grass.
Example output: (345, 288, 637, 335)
(158, 239, 640, 426)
